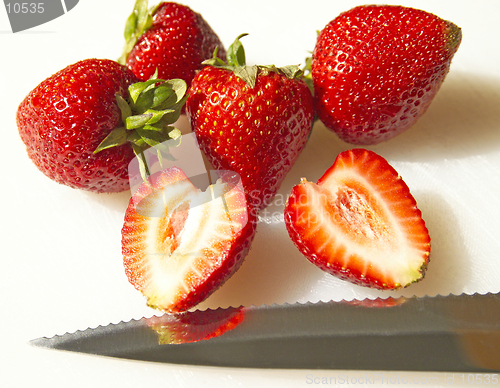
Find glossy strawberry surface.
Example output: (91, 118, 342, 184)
(17, 59, 138, 193)
(312, 5, 462, 145)
(285, 149, 431, 290)
(186, 66, 314, 209)
(125, 2, 226, 85)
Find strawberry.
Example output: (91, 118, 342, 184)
(186, 35, 315, 209)
(121, 167, 257, 314)
(16, 58, 188, 193)
(311, 5, 462, 145)
(284, 149, 431, 290)
(119, 0, 226, 87)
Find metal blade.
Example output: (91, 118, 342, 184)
(30, 292, 500, 372)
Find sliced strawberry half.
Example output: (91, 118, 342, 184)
(122, 167, 256, 314)
(284, 149, 430, 290)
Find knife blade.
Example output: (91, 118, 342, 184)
(30, 292, 500, 372)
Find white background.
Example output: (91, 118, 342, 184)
(1, 0, 500, 387)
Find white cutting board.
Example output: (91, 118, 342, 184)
(2, 1, 499, 387)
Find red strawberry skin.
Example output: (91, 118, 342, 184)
(312, 5, 462, 145)
(285, 149, 431, 290)
(186, 66, 314, 209)
(17, 59, 138, 193)
(126, 2, 226, 85)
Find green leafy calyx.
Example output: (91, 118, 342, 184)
(301, 54, 314, 96)
(118, 0, 157, 65)
(203, 34, 304, 88)
(94, 73, 187, 180)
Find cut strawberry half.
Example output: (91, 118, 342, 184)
(284, 149, 430, 290)
(122, 167, 256, 313)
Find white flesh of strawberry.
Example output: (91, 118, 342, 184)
(125, 172, 248, 310)
(301, 160, 428, 288)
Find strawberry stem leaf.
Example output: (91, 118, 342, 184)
(227, 33, 249, 67)
(233, 65, 258, 88)
(115, 93, 132, 123)
(129, 77, 166, 104)
(118, 0, 154, 65)
(203, 34, 307, 88)
(278, 65, 304, 80)
(124, 11, 138, 42)
(136, 128, 165, 147)
(93, 127, 128, 153)
(162, 79, 188, 105)
(132, 144, 151, 182)
(301, 55, 314, 96)
(126, 113, 153, 129)
(94, 75, 188, 184)
(136, 0, 152, 36)
(151, 86, 175, 108)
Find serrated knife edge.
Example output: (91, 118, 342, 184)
(29, 292, 500, 372)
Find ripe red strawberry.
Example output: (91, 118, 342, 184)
(17, 58, 188, 193)
(284, 149, 431, 290)
(311, 5, 462, 145)
(120, 0, 226, 87)
(186, 35, 315, 209)
(121, 167, 256, 314)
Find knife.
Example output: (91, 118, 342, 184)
(30, 292, 500, 372)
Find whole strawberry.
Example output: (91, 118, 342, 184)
(119, 0, 226, 87)
(186, 35, 315, 209)
(312, 5, 462, 145)
(17, 58, 188, 193)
